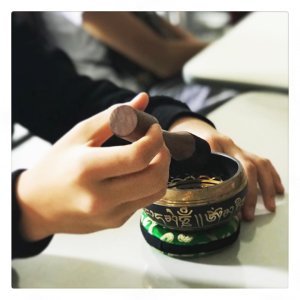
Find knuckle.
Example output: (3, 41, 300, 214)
(244, 195, 257, 211)
(79, 194, 99, 216)
(158, 144, 171, 163)
(111, 215, 130, 228)
(155, 165, 170, 189)
(161, 165, 170, 186)
(244, 161, 256, 175)
(131, 144, 151, 169)
(72, 154, 90, 181)
(258, 157, 271, 168)
(152, 167, 169, 191)
(80, 194, 110, 217)
(221, 134, 234, 145)
(111, 150, 126, 167)
(205, 136, 219, 151)
(162, 145, 171, 164)
(267, 189, 276, 198)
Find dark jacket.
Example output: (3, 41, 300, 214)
(12, 12, 214, 259)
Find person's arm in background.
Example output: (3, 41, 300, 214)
(81, 12, 207, 79)
(150, 13, 202, 42)
(12, 12, 209, 144)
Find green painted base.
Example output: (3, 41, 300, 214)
(140, 210, 240, 257)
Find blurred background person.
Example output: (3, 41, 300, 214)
(41, 11, 249, 114)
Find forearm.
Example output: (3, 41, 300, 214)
(82, 12, 166, 77)
(169, 115, 216, 137)
(82, 12, 205, 78)
(159, 39, 206, 77)
(156, 15, 204, 43)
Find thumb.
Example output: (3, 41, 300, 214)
(66, 93, 150, 146)
(129, 92, 149, 111)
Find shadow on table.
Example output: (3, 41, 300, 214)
(12, 254, 145, 288)
(172, 211, 275, 266)
(12, 268, 19, 288)
(12, 202, 287, 289)
(141, 241, 242, 288)
(141, 211, 287, 288)
(239, 210, 275, 243)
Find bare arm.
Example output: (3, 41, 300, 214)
(154, 14, 202, 42)
(82, 12, 207, 78)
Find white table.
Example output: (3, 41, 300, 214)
(183, 12, 288, 92)
(12, 91, 288, 288)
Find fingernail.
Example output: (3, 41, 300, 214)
(279, 186, 285, 194)
(130, 92, 147, 102)
(269, 203, 276, 212)
(267, 196, 276, 212)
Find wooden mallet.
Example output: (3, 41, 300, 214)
(109, 105, 211, 167)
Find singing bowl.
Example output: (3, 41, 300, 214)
(144, 152, 248, 231)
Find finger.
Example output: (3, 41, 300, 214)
(67, 93, 150, 146)
(66, 104, 117, 146)
(88, 92, 149, 145)
(270, 165, 285, 195)
(98, 145, 170, 206)
(105, 188, 167, 228)
(239, 158, 258, 221)
(83, 123, 167, 179)
(129, 92, 149, 111)
(206, 138, 222, 152)
(217, 135, 240, 156)
(256, 159, 276, 212)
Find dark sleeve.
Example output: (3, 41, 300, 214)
(11, 15, 214, 259)
(12, 170, 53, 259)
(12, 15, 214, 144)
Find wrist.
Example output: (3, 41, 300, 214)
(169, 116, 218, 147)
(169, 116, 215, 133)
(15, 170, 53, 242)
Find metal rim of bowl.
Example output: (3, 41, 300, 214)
(155, 152, 248, 207)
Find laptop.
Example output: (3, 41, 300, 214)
(183, 12, 288, 93)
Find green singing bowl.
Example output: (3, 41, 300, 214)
(144, 152, 248, 231)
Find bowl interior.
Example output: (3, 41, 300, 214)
(169, 152, 239, 184)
